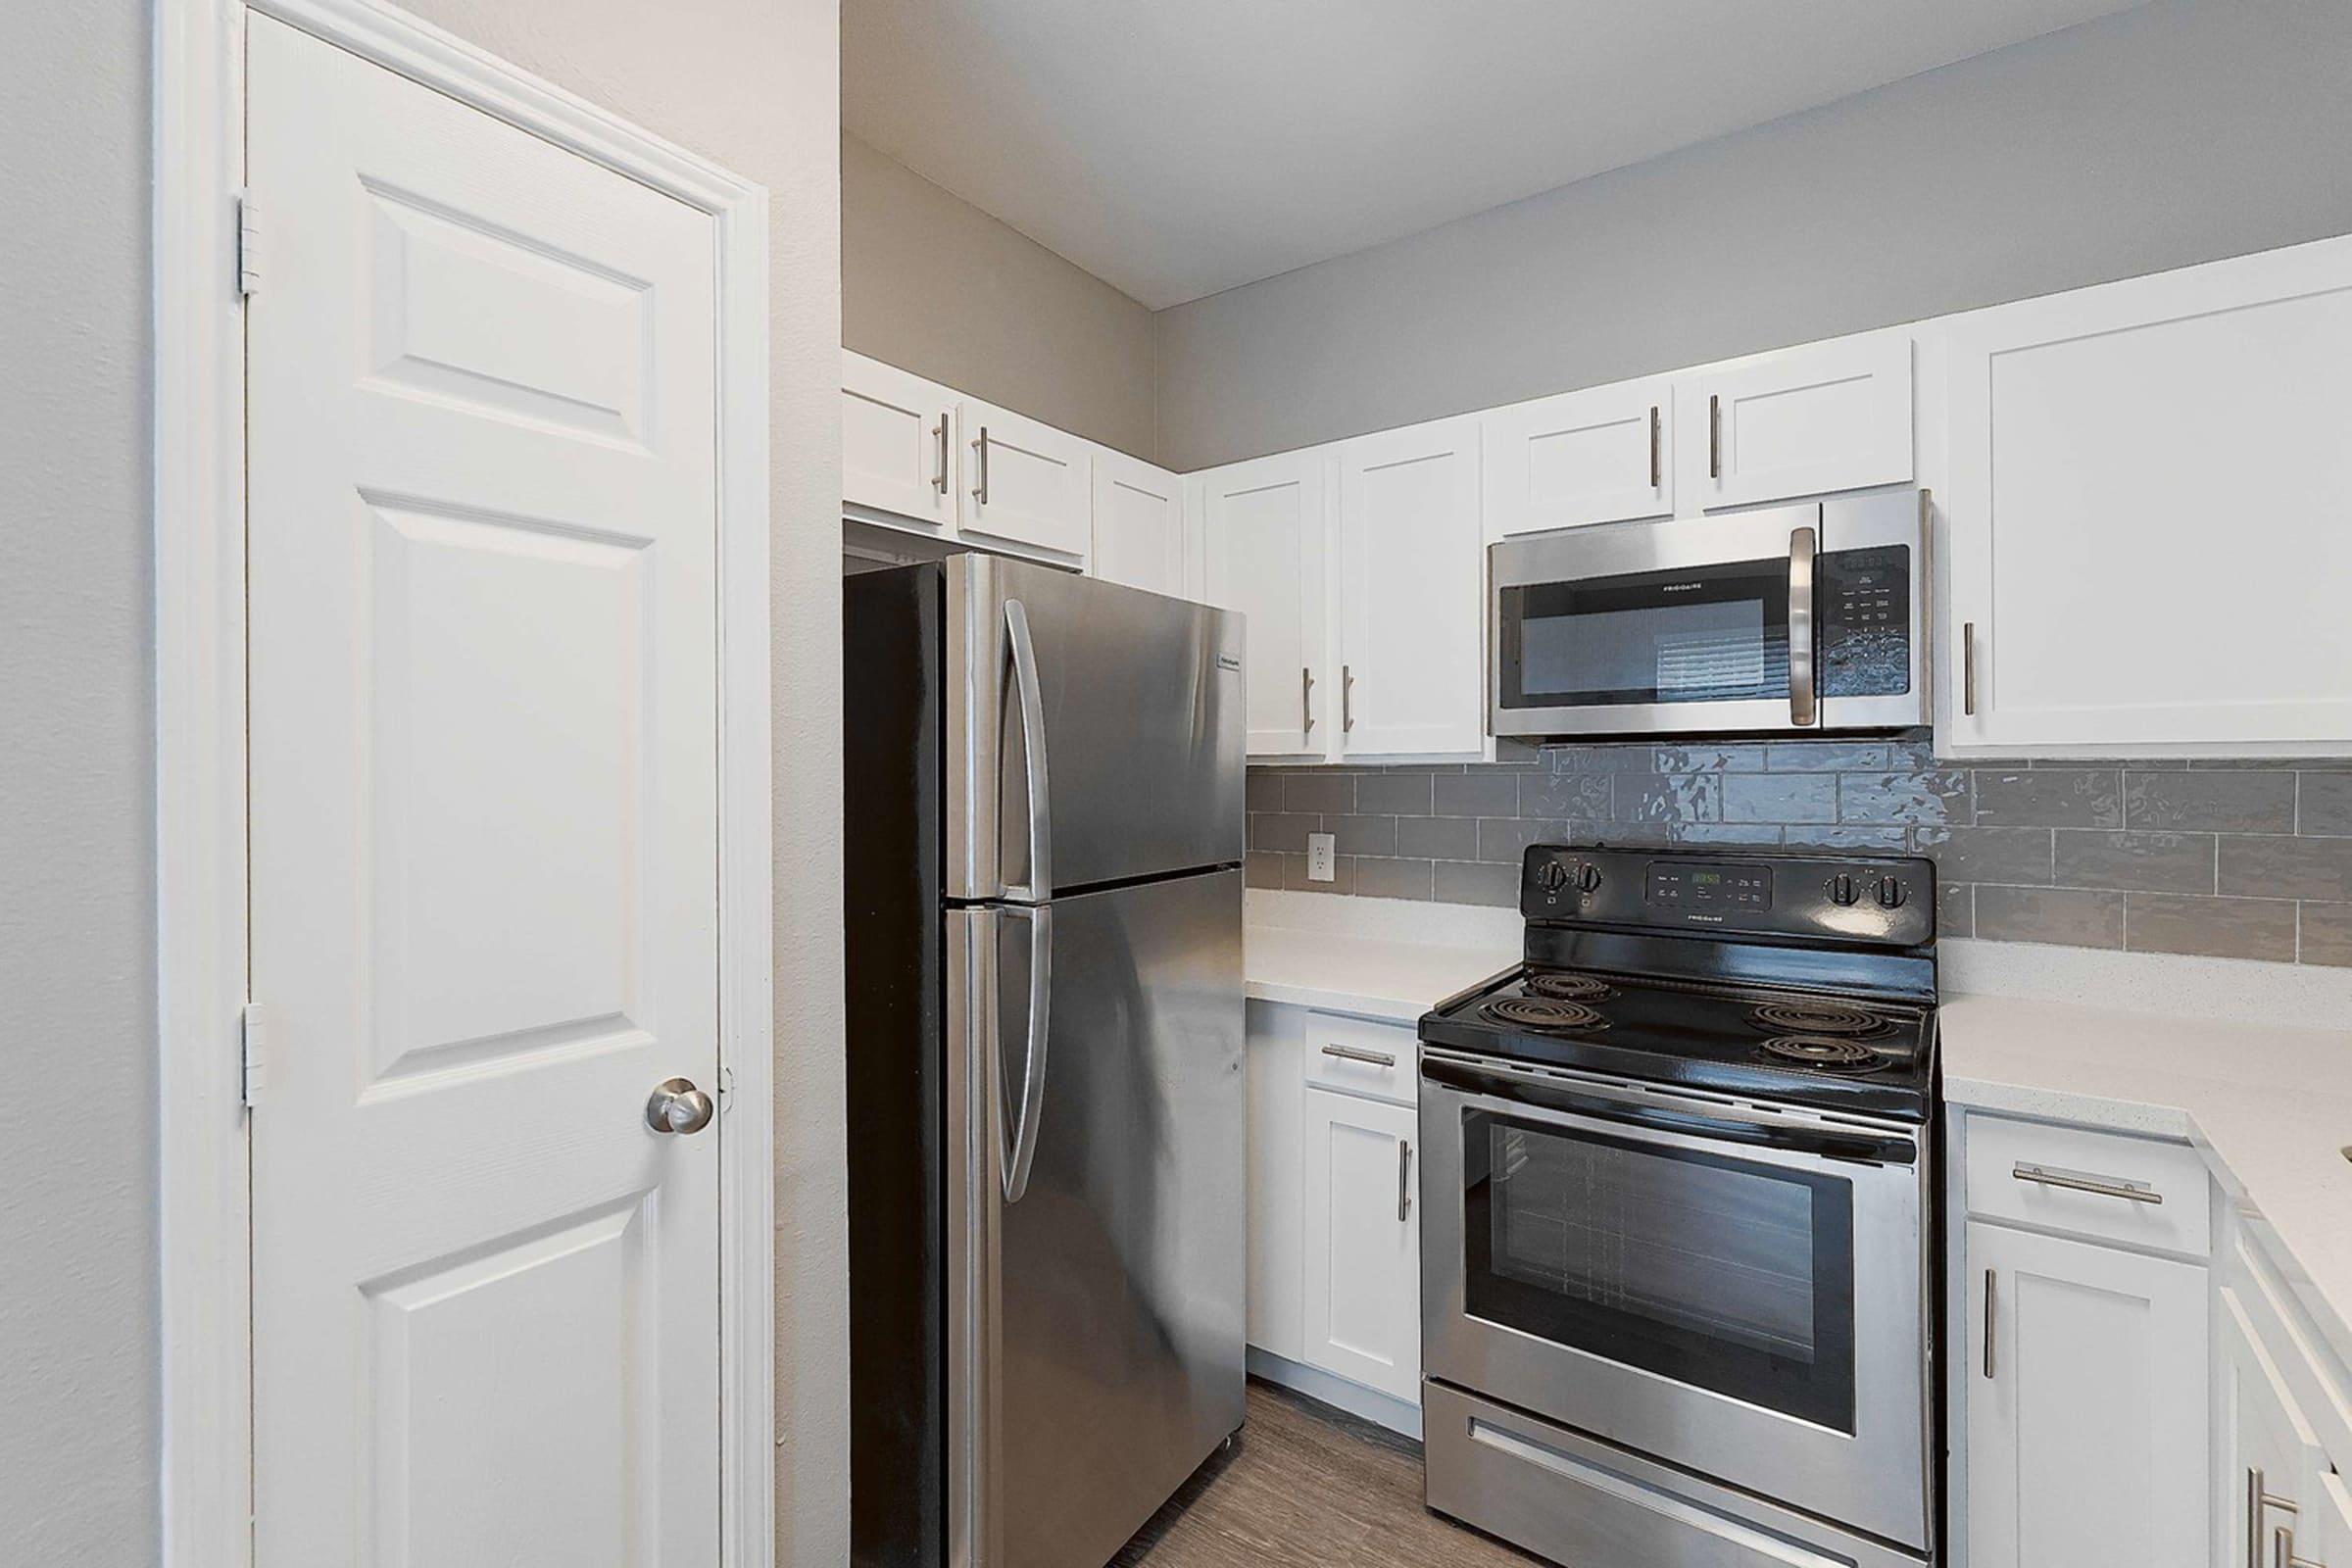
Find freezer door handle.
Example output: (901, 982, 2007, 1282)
(1003, 597, 1053, 902)
(1001, 904, 1053, 1204)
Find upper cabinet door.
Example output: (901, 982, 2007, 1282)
(842, 351, 957, 530)
(1200, 449, 1330, 759)
(957, 398, 1093, 562)
(1339, 417, 1485, 758)
(1683, 334, 1912, 511)
(1090, 449, 1188, 596)
(1939, 236, 2352, 755)
(1482, 376, 1672, 537)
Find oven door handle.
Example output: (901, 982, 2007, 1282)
(1419, 1054, 1918, 1166)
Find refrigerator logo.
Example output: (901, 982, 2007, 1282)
(1661, 582, 1705, 593)
(1215, 654, 1242, 673)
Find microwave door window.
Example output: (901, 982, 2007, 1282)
(1501, 558, 1791, 710)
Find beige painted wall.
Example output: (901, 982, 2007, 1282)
(845, 132, 1159, 461)
(1153, 0, 2352, 469)
(0, 1, 848, 1561)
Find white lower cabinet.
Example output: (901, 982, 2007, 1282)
(1245, 1003, 1306, 1363)
(1299, 1085, 1420, 1402)
(2221, 1283, 2328, 1568)
(1964, 1220, 2209, 1568)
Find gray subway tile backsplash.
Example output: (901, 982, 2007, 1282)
(1245, 734, 2352, 967)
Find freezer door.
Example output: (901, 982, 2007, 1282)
(948, 555, 1246, 900)
(949, 869, 1247, 1568)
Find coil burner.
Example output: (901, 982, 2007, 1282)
(1758, 1034, 1884, 1070)
(1480, 997, 1608, 1033)
(1750, 1001, 1892, 1039)
(1525, 972, 1616, 1003)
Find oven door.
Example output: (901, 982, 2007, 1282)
(1419, 1050, 1932, 1551)
(1490, 494, 1924, 738)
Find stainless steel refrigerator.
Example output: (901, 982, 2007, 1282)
(844, 555, 1247, 1568)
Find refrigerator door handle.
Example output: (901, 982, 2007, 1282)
(1001, 904, 1053, 1203)
(1003, 597, 1054, 902)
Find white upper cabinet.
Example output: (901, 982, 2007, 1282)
(1338, 416, 1485, 758)
(956, 397, 1093, 562)
(1682, 333, 1913, 511)
(1482, 376, 1672, 537)
(1200, 449, 1330, 758)
(1090, 448, 1188, 596)
(842, 351, 957, 531)
(1937, 234, 2352, 756)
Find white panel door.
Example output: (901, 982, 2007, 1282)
(247, 19, 720, 1566)
(1482, 376, 1672, 537)
(2219, 1286, 2331, 1568)
(1091, 448, 1188, 596)
(1245, 1004, 1305, 1362)
(1940, 235, 2352, 754)
(1965, 1223, 2207, 1568)
(842, 350, 956, 530)
(1300, 1087, 1419, 1402)
(957, 398, 1092, 561)
(1200, 450, 1330, 758)
(1339, 416, 1484, 758)
(1683, 333, 1912, 511)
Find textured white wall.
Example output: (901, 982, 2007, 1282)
(0, 2, 158, 1560)
(845, 132, 1159, 462)
(0, 0, 846, 1560)
(1153, 0, 2352, 469)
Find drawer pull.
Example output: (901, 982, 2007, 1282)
(2012, 1161, 2163, 1205)
(1321, 1043, 1396, 1069)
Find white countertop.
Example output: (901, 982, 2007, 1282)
(1244, 923, 1512, 1023)
(1941, 993, 2352, 1372)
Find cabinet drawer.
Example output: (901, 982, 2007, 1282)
(1302, 1014, 1417, 1105)
(1966, 1114, 2210, 1256)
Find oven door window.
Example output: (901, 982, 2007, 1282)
(1461, 1109, 1856, 1432)
(1499, 557, 1790, 710)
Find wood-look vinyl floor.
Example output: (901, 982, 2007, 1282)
(1110, 1380, 1543, 1567)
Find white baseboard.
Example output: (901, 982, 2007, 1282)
(1246, 1347, 1422, 1441)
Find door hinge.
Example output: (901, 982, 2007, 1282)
(236, 194, 261, 297)
(240, 1002, 270, 1108)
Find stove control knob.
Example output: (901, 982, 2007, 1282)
(1876, 875, 1908, 910)
(1534, 859, 1568, 892)
(1828, 873, 1860, 907)
(1574, 863, 1603, 894)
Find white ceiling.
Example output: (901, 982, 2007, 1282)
(845, 0, 2145, 310)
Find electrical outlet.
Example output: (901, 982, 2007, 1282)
(1306, 832, 1337, 883)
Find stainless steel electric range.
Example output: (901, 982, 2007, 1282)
(1417, 844, 1940, 1568)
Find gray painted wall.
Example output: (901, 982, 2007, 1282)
(845, 132, 1160, 462)
(0, 3, 156, 1559)
(0, 0, 847, 1560)
(1154, 0, 2352, 470)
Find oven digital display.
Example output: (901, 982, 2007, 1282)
(1648, 862, 1772, 910)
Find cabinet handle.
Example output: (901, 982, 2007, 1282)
(1301, 666, 1316, 736)
(2276, 1524, 2324, 1568)
(1321, 1042, 1396, 1068)
(1708, 394, 1722, 479)
(1342, 664, 1355, 734)
(1982, 1267, 1996, 1380)
(1398, 1139, 1414, 1224)
(2012, 1161, 2163, 1204)
(2251, 1469, 2303, 1568)
(970, 425, 990, 506)
(932, 416, 950, 495)
(1648, 405, 1661, 489)
(1962, 622, 1979, 716)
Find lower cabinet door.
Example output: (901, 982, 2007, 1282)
(1966, 1222, 2207, 1568)
(2218, 1285, 2331, 1568)
(1300, 1087, 1420, 1401)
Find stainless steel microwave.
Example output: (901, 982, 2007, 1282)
(1490, 492, 1927, 739)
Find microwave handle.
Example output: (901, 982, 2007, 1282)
(1788, 524, 1818, 728)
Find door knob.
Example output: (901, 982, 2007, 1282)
(645, 1077, 715, 1135)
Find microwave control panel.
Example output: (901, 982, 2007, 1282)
(1818, 545, 1911, 698)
